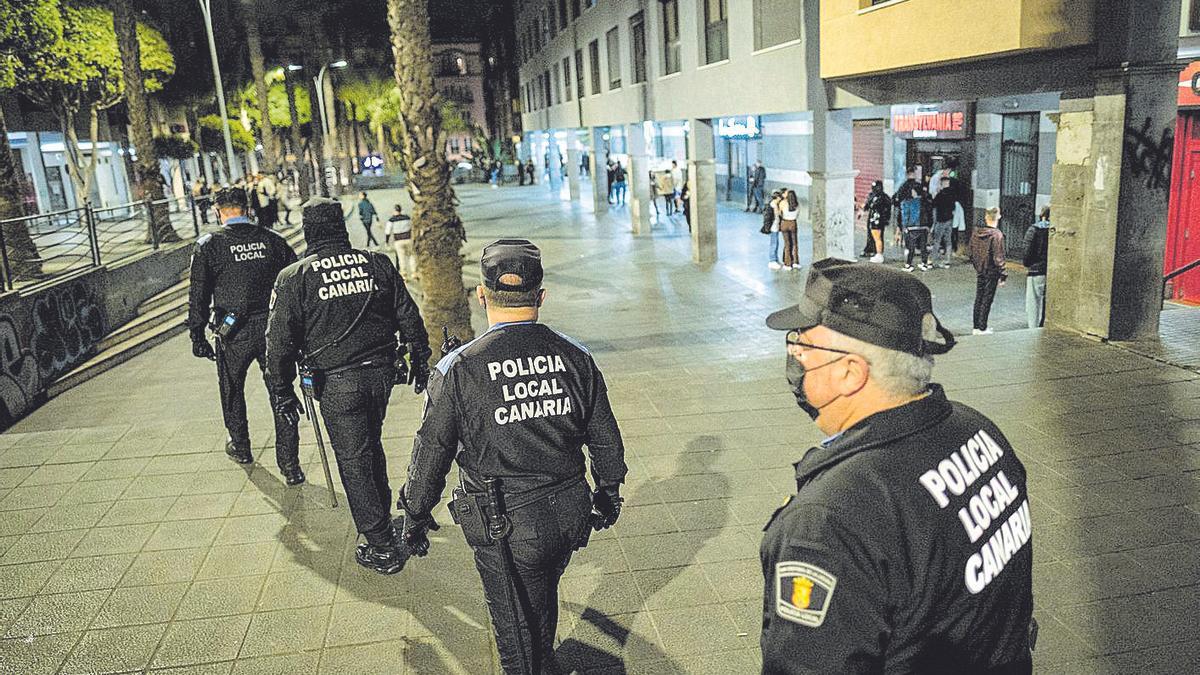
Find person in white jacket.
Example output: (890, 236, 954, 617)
(385, 204, 415, 279)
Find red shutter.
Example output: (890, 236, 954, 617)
(853, 120, 885, 210)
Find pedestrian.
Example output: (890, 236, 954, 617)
(670, 160, 684, 213)
(931, 173, 959, 268)
(356, 191, 380, 247)
(970, 207, 1007, 334)
(656, 169, 675, 216)
(386, 203, 415, 280)
(256, 174, 280, 230)
(861, 181, 890, 264)
(761, 257, 1034, 673)
(894, 176, 929, 272)
(779, 189, 801, 270)
(580, 150, 590, 177)
(398, 238, 627, 674)
(490, 161, 501, 188)
(680, 181, 691, 231)
(192, 179, 211, 225)
(1022, 206, 1050, 328)
(517, 159, 526, 186)
(612, 162, 628, 205)
(524, 159, 536, 185)
(606, 161, 616, 203)
(265, 197, 432, 574)
(186, 186, 302, 483)
(765, 189, 784, 270)
(747, 160, 766, 212)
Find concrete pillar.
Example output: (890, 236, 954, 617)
(566, 137, 582, 202)
(809, 108, 858, 262)
(688, 118, 717, 264)
(626, 123, 653, 235)
(590, 127, 609, 214)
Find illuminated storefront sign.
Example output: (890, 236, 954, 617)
(891, 102, 973, 140)
(717, 116, 762, 139)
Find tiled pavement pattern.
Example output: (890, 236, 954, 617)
(1, 183, 1198, 674)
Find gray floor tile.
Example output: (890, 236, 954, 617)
(60, 623, 168, 674)
(151, 615, 253, 669)
(238, 606, 330, 658)
(91, 582, 188, 629)
(0, 631, 81, 675)
(4, 589, 110, 637)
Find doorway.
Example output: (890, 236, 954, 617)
(1166, 112, 1200, 302)
(999, 113, 1040, 260)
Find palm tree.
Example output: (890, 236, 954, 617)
(386, 0, 474, 354)
(112, 0, 179, 243)
(283, 65, 309, 200)
(240, 0, 278, 175)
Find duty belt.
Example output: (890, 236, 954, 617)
(458, 470, 586, 513)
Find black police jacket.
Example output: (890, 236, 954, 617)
(404, 321, 627, 516)
(186, 217, 297, 342)
(761, 385, 1033, 674)
(263, 242, 430, 397)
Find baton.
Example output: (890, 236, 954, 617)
(300, 390, 338, 508)
(483, 477, 533, 674)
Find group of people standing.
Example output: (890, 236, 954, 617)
(761, 187, 802, 270)
(191, 174, 282, 229)
(859, 168, 969, 271)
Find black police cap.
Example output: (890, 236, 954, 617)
(481, 239, 543, 292)
(766, 258, 955, 357)
(212, 185, 248, 208)
(301, 197, 348, 242)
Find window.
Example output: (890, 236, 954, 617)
(630, 12, 647, 83)
(1192, 0, 1200, 32)
(533, 19, 541, 49)
(754, 0, 802, 50)
(571, 0, 581, 20)
(562, 56, 573, 100)
(660, 0, 681, 75)
(543, 71, 552, 108)
(588, 39, 601, 95)
(547, 4, 557, 39)
(558, 0, 568, 29)
(584, 0, 596, 8)
(704, 0, 728, 64)
(575, 48, 585, 101)
(552, 62, 561, 104)
(606, 27, 621, 90)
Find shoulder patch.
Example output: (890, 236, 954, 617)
(435, 340, 473, 375)
(196, 233, 213, 247)
(775, 561, 837, 628)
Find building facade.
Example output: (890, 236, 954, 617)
(433, 40, 488, 164)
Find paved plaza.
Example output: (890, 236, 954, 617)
(0, 183, 1198, 673)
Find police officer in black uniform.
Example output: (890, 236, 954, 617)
(760, 258, 1035, 674)
(399, 239, 627, 674)
(187, 185, 302, 483)
(264, 198, 431, 574)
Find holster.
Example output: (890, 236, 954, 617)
(449, 486, 494, 547)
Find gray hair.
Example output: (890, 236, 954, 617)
(825, 332, 934, 397)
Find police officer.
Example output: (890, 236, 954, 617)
(760, 258, 1035, 674)
(187, 185, 302, 483)
(264, 198, 431, 574)
(398, 239, 627, 674)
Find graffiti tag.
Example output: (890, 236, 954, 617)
(0, 315, 41, 426)
(31, 281, 105, 382)
(1124, 117, 1173, 192)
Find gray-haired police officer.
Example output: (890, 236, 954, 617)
(399, 239, 627, 674)
(264, 198, 431, 574)
(187, 185, 302, 482)
(761, 258, 1035, 674)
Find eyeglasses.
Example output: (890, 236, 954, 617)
(785, 330, 855, 355)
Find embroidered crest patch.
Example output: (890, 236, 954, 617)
(775, 561, 837, 627)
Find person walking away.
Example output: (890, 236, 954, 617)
(747, 160, 767, 212)
(256, 174, 280, 230)
(680, 181, 692, 231)
(765, 189, 784, 270)
(193, 179, 211, 225)
(356, 191, 380, 247)
(399, 239, 627, 674)
(894, 178, 928, 271)
(606, 161, 616, 203)
(780, 190, 801, 270)
(612, 162, 628, 205)
(386, 203, 415, 280)
(524, 159, 536, 185)
(186, 186, 302, 483)
(265, 198, 432, 574)
(670, 160, 684, 213)
(931, 175, 959, 268)
(1022, 207, 1050, 328)
(970, 207, 1007, 334)
(761, 258, 1034, 674)
(862, 181, 891, 264)
(656, 169, 675, 216)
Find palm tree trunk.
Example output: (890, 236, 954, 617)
(112, 0, 177, 242)
(386, 0, 475, 354)
(284, 67, 309, 200)
(0, 106, 44, 281)
(242, 0, 277, 175)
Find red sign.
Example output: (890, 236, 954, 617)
(891, 102, 973, 140)
(1179, 61, 1200, 107)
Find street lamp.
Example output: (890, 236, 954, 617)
(197, 0, 240, 182)
(314, 60, 348, 137)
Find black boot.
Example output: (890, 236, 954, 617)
(355, 542, 404, 574)
(280, 465, 305, 486)
(225, 440, 253, 464)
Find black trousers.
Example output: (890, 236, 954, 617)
(473, 481, 592, 674)
(216, 315, 299, 469)
(905, 228, 929, 265)
(319, 364, 394, 546)
(974, 273, 1002, 330)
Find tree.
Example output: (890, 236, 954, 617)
(198, 114, 253, 180)
(112, 0, 178, 243)
(283, 66, 309, 200)
(0, 0, 57, 280)
(386, 0, 474, 354)
(239, 0, 278, 174)
(16, 3, 174, 208)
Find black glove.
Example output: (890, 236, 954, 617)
(192, 339, 216, 361)
(409, 360, 430, 395)
(393, 347, 410, 387)
(272, 392, 303, 426)
(590, 485, 623, 531)
(397, 486, 439, 556)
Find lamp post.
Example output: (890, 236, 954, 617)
(314, 60, 347, 192)
(197, 0, 240, 182)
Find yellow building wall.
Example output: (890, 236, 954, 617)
(821, 0, 1095, 79)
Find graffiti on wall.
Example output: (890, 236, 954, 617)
(31, 280, 106, 382)
(0, 316, 41, 426)
(1124, 117, 1173, 193)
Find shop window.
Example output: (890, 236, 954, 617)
(661, 0, 681, 75)
(606, 27, 622, 90)
(753, 0, 802, 51)
(704, 0, 728, 64)
(563, 56, 573, 100)
(630, 12, 647, 83)
(589, 39, 601, 95)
